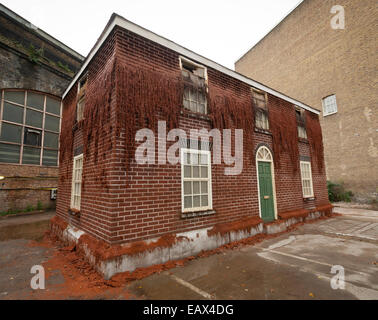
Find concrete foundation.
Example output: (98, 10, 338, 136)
(51, 205, 333, 279)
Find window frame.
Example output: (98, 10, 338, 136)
(322, 94, 338, 116)
(252, 88, 269, 130)
(0, 89, 62, 167)
(179, 56, 208, 115)
(181, 148, 212, 213)
(71, 154, 83, 211)
(295, 106, 307, 139)
(300, 161, 314, 198)
(76, 73, 87, 122)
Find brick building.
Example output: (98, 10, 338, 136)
(53, 13, 332, 279)
(235, 0, 377, 202)
(0, 4, 84, 212)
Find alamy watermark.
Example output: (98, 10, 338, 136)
(30, 265, 45, 290)
(330, 265, 345, 290)
(330, 5, 345, 30)
(135, 121, 244, 176)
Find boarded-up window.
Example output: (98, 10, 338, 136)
(252, 89, 269, 130)
(181, 58, 207, 114)
(296, 107, 307, 139)
(77, 74, 87, 122)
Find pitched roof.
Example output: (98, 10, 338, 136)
(63, 13, 320, 115)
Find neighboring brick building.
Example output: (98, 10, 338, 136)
(53, 13, 332, 278)
(235, 0, 377, 202)
(0, 4, 84, 212)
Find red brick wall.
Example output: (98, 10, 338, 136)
(56, 27, 329, 244)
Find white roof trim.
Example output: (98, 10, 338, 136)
(62, 15, 320, 115)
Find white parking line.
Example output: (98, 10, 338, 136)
(170, 274, 213, 299)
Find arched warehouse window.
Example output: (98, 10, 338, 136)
(0, 89, 61, 166)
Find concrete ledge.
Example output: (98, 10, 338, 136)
(50, 204, 334, 279)
(264, 220, 287, 234)
(278, 209, 309, 220)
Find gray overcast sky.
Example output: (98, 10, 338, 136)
(1, 0, 303, 69)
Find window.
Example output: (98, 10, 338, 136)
(180, 57, 207, 114)
(77, 74, 87, 122)
(295, 107, 307, 139)
(71, 154, 83, 210)
(0, 90, 61, 166)
(322, 94, 337, 116)
(181, 148, 212, 212)
(252, 89, 269, 130)
(300, 161, 314, 198)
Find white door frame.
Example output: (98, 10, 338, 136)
(255, 146, 278, 220)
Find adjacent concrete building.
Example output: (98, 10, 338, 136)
(0, 4, 84, 212)
(235, 0, 377, 202)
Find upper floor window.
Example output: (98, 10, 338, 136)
(322, 94, 337, 116)
(0, 90, 61, 166)
(77, 74, 87, 122)
(180, 57, 207, 114)
(295, 107, 307, 139)
(252, 88, 269, 130)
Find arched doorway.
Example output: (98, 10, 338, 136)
(256, 146, 277, 222)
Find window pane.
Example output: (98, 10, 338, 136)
(26, 92, 44, 110)
(193, 166, 200, 178)
(76, 98, 85, 121)
(200, 153, 208, 165)
(201, 195, 208, 207)
(190, 153, 199, 165)
(200, 166, 208, 178)
(0, 143, 20, 163)
(183, 99, 190, 110)
(24, 128, 41, 146)
(190, 101, 197, 112)
(45, 115, 60, 132)
(193, 181, 200, 194)
(0, 122, 22, 143)
(184, 165, 191, 178)
(184, 196, 192, 209)
(3, 102, 24, 124)
(26, 109, 43, 128)
(46, 97, 61, 115)
(44, 132, 59, 149)
(184, 153, 190, 165)
(22, 146, 41, 165)
(193, 195, 201, 208)
(184, 181, 192, 195)
(43, 149, 58, 166)
(4, 91, 25, 105)
(201, 181, 208, 194)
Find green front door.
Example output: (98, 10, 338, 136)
(258, 161, 275, 222)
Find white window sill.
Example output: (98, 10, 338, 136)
(181, 209, 216, 219)
(323, 111, 337, 117)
